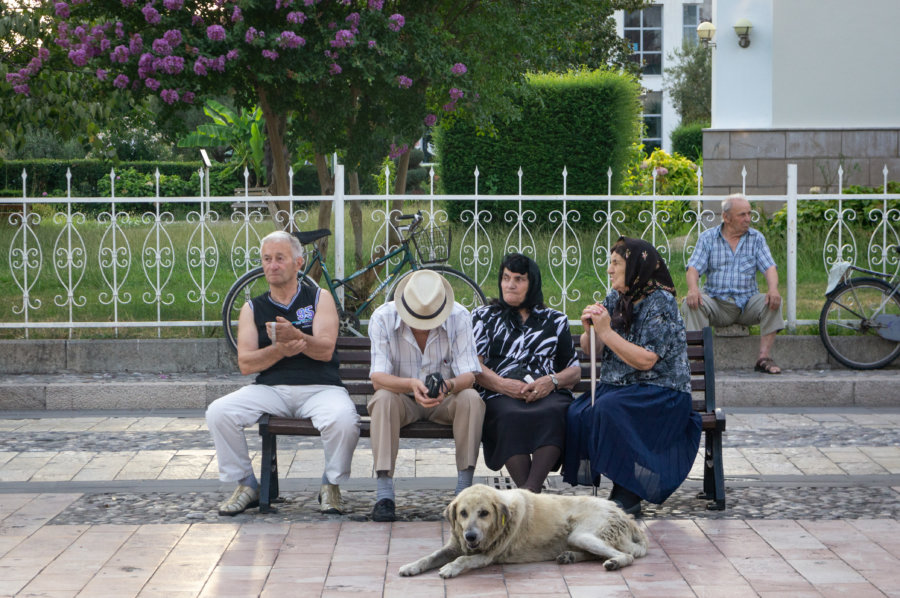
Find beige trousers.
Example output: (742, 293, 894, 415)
(681, 293, 785, 336)
(367, 388, 485, 477)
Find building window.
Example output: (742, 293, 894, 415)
(642, 91, 662, 151)
(624, 5, 662, 75)
(683, 3, 712, 46)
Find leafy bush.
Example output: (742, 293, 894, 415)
(437, 69, 641, 227)
(761, 181, 900, 235)
(617, 147, 702, 236)
(670, 122, 707, 161)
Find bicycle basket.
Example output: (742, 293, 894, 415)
(412, 225, 451, 263)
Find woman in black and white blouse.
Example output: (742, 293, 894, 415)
(471, 253, 580, 492)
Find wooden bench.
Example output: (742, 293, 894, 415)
(257, 327, 726, 512)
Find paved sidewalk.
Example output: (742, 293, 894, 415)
(1, 407, 899, 597)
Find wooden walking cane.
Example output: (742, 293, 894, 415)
(590, 320, 596, 407)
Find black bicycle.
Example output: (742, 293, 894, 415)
(819, 245, 900, 369)
(221, 212, 486, 351)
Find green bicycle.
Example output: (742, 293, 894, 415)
(221, 212, 486, 351)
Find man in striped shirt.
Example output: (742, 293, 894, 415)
(683, 194, 785, 374)
(367, 270, 484, 522)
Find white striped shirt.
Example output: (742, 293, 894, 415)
(369, 302, 482, 381)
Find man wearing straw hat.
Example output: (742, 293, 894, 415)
(367, 270, 484, 522)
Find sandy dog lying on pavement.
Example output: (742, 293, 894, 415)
(399, 484, 648, 578)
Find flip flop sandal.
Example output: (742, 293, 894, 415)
(754, 357, 782, 374)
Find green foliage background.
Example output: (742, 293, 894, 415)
(437, 70, 641, 226)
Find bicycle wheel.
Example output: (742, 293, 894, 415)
(819, 277, 900, 369)
(388, 265, 487, 312)
(221, 268, 316, 353)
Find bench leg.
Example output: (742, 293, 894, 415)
(259, 430, 279, 514)
(697, 429, 726, 510)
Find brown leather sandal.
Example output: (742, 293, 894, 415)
(754, 357, 782, 374)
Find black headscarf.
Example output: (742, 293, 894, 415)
(492, 253, 545, 313)
(609, 237, 676, 334)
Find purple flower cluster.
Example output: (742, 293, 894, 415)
(451, 62, 467, 75)
(329, 62, 342, 74)
(397, 75, 412, 88)
(121, 0, 135, 6)
(207, 25, 226, 41)
(449, 87, 463, 100)
(275, 0, 294, 8)
(424, 114, 437, 127)
(110, 44, 130, 63)
(129, 33, 143, 54)
(287, 11, 306, 24)
(279, 31, 305, 48)
(54, 2, 70, 18)
(161, 55, 184, 74)
(191, 15, 203, 26)
(163, 0, 183, 9)
(164, 29, 182, 47)
(115, 21, 124, 38)
(182, 91, 195, 103)
(368, 40, 376, 48)
(231, 6, 243, 22)
(113, 74, 129, 88)
(145, 77, 160, 90)
(262, 49, 279, 60)
(160, 88, 179, 104)
(96, 68, 108, 81)
(389, 143, 408, 159)
(68, 48, 89, 66)
(142, 4, 161, 24)
(151, 38, 172, 55)
(245, 27, 263, 43)
(226, 49, 239, 60)
(331, 29, 354, 48)
(345, 12, 360, 30)
(368, 0, 383, 10)
(388, 14, 405, 32)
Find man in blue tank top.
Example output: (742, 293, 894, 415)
(207, 231, 360, 516)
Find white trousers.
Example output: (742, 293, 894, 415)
(206, 384, 360, 485)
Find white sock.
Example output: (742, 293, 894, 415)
(239, 473, 258, 490)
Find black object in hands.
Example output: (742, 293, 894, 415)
(424, 372, 445, 398)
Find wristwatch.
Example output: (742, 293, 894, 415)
(549, 374, 559, 390)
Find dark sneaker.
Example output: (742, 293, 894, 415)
(371, 498, 396, 522)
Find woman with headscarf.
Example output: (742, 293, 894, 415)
(563, 237, 701, 516)
(471, 253, 581, 493)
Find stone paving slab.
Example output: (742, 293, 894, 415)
(1, 408, 900, 597)
(0, 507, 897, 597)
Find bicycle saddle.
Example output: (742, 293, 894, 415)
(292, 229, 331, 244)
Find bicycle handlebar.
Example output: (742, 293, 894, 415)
(397, 211, 424, 239)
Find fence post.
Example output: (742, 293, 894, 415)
(334, 163, 345, 306)
(786, 163, 798, 331)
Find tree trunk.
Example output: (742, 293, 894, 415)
(257, 86, 291, 228)
(306, 153, 334, 283)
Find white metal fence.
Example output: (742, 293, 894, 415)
(2, 163, 898, 337)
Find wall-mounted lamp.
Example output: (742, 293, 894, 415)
(733, 18, 752, 48)
(697, 21, 716, 48)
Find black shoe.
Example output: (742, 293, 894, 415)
(371, 498, 396, 522)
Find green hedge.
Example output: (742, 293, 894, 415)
(670, 122, 707, 161)
(437, 70, 641, 225)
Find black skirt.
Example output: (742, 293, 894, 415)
(481, 391, 573, 471)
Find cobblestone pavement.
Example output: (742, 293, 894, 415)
(2, 408, 900, 597)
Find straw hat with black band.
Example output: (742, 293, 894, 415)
(394, 270, 455, 330)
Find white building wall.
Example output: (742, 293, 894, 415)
(710, 0, 773, 129)
(771, 0, 900, 128)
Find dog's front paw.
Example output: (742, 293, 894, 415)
(557, 551, 578, 564)
(398, 563, 418, 577)
(438, 562, 463, 579)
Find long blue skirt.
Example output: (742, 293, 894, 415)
(562, 383, 702, 504)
